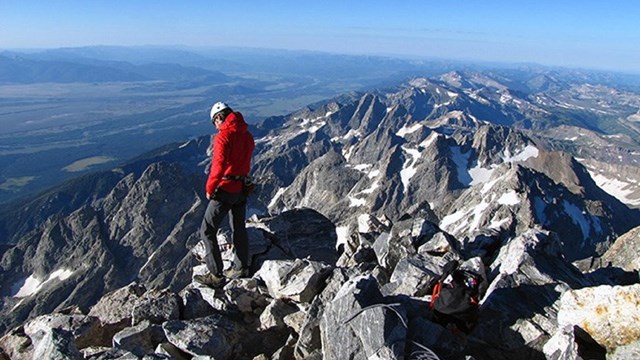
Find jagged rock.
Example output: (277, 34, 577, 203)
(89, 282, 147, 327)
(188, 280, 227, 312)
(372, 230, 416, 272)
(543, 325, 580, 360)
(221, 277, 271, 314)
(83, 347, 138, 359)
(179, 287, 216, 320)
(271, 334, 297, 360)
(599, 225, 640, 271)
(463, 230, 503, 259)
(162, 315, 242, 358)
(417, 231, 461, 258)
(256, 258, 332, 303)
(131, 289, 181, 326)
(251, 208, 338, 267)
(609, 340, 640, 360)
(556, 284, 640, 352)
(283, 309, 307, 335)
(112, 320, 166, 356)
(31, 328, 81, 360)
(320, 275, 406, 360)
(0, 327, 32, 360)
(23, 312, 107, 349)
(382, 254, 441, 297)
(155, 342, 190, 360)
(294, 268, 352, 359)
(406, 317, 465, 360)
(543, 324, 609, 360)
(269, 150, 363, 222)
(470, 229, 591, 359)
(259, 298, 299, 331)
(356, 214, 392, 236)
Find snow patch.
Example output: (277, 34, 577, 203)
(351, 164, 372, 172)
(562, 200, 590, 241)
(396, 123, 423, 137)
(360, 180, 379, 194)
(469, 200, 491, 231)
(504, 145, 539, 162)
(367, 169, 380, 179)
(419, 132, 438, 148)
(342, 145, 355, 161)
(358, 214, 372, 233)
(467, 145, 539, 187)
(335, 226, 350, 251)
(489, 217, 510, 229)
(450, 146, 472, 186)
(349, 196, 367, 207)
(440, 209, 467, 229)
(589, 172, 640, 206)
(497, 190, 520, 206)
(470, 166, 496, 187)
(307, 121, 326, 134)
(12, 269, 74, 298)
(268, 187, 287, 209)
(400, 146, 422, 194)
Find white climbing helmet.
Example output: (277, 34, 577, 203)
(210, 101, 229, 121)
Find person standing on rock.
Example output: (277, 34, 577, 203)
(195, 101, 255, 287)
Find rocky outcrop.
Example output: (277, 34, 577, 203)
(599, 225, 640, 271)
(2, 212, 640, 359)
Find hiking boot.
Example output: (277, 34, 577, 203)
(193, 273, 226, 288)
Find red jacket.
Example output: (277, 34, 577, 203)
(206, 111, 255, 195)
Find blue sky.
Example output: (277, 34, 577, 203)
(1, 0, 639, 73)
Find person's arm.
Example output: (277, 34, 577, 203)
(206, 134, 228, 198)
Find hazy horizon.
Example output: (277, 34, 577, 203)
(1, 1, 639, 74)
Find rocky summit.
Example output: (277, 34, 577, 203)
(1, 70, 640, 359)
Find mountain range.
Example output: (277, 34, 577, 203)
(1, 69, 640, 359)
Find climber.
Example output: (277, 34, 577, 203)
(194, 101, 255, 287)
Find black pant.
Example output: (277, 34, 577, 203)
(200, 190, 249, 275)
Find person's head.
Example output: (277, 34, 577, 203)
(210, 101, 233, 127)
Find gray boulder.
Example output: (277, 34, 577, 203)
(131, 289, 181, 326)
(112, 320, 166, 356)
(383, 254, 442, 297)
(599, 225, 640, 271)
(250, 208, 338, 267)
(23, 311, 107, 349)
(555, 284, 640, 353)
(162, 315, 242, 359)
(31, 328, 81, 360)
(294, 268, 353, 359)
(0, 327, 33, 360)
(259, 298, 299, 331)
(320, 275, 406, 360)
(256, 258, 332, 303)
(88, 282, 146, 327)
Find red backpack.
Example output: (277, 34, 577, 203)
(429, 260, 481, 333)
